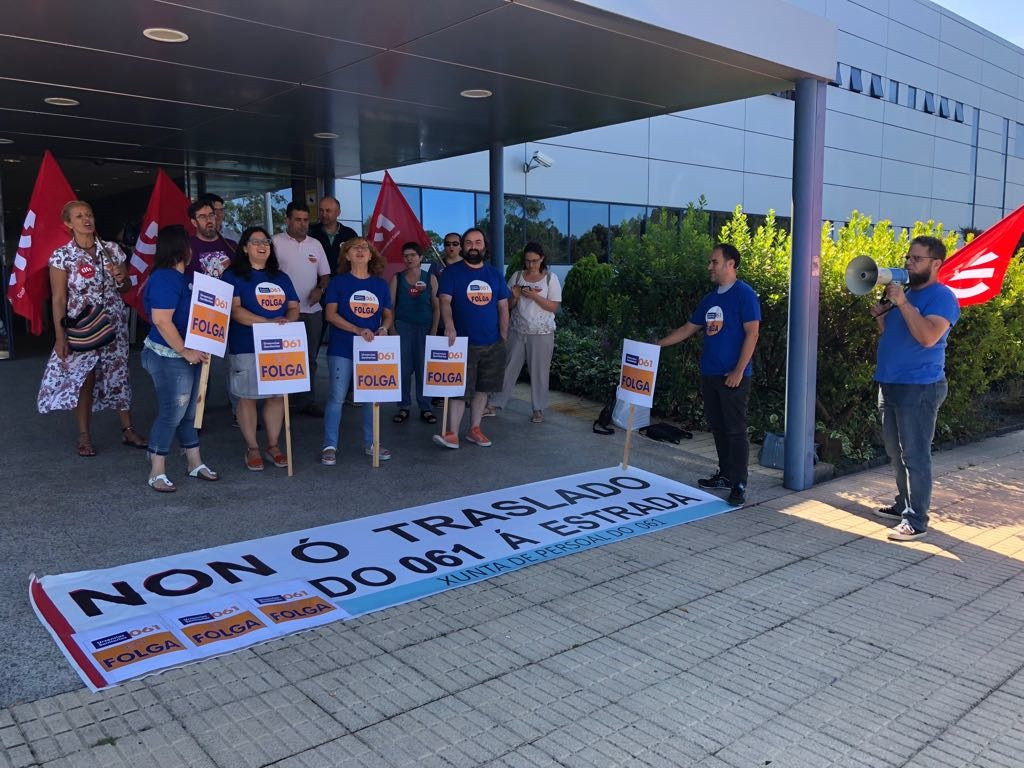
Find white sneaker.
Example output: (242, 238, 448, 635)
(364, 445, 391, 461)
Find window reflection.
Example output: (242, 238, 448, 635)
(569, 201, 609, 263)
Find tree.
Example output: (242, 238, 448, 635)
(224, 192, 287, 234)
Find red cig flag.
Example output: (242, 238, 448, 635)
(939, 203, 1024, 306)
(366, 171, 431, 277)
(122, 169, 192, 320)
(6, 151, 75, 334)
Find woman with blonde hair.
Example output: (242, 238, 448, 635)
(321, 237, 393, 465)
(38, 200, 148, 455)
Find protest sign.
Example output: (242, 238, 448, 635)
(352, 335, 401, 403)
(252, 322, 310, 396)
(184, 273, 232, 357)
(422, 336, 468, 398)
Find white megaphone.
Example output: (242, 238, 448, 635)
(844, 255, 910, 295)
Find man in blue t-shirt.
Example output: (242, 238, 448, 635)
(871, 235, 960, 542)
(657, 243, 761, 505)
(433, 228, 510, 449)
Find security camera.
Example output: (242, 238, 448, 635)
(532, 151, 553, 168)
(524, 150, 555, 173)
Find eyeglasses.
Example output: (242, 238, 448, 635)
(195, 213, 216, 221)
(349, 245, 370, 253)
(905, 254, 939, 263)
(444, 241, 460, 247)
(248, 238, 271, 247)
(524, 258, 541, 265)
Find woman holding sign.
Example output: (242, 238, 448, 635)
(388, 241, 439, 425)
(321, 237, 393, 465)
(223, 227, 300, 471)
(141, 225, 219, 492)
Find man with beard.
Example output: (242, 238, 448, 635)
(187, 199, 235, 279)
(871, 235, 959, 541)
(433, 228, 509, 449)
(310, 195, 358, 276)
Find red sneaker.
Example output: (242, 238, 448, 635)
(432, 432, 460, 449)
(466, 426, 492, 447)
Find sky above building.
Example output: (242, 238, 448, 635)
(931, 0, 1024, 50)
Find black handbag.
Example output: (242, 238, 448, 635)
(63, 304, 115, 352)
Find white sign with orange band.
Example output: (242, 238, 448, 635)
(252, 321, 310, 396)
(422, 336, 468, 398)
(617, 339, 660, 408)
(183, 272, 232, 357)
(352, 335, 402, 403)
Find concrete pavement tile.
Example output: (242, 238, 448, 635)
(264, 734, 378, 768)
(37, 722, 214, 768)
(296, 656, 446, 732)
(391, 628, 529, 693)
(254, 625, 386, 684)
(475, 605, 604, 663)
(180, 685, 344, 768)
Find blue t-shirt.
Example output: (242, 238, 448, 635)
(438, 261, 510, 345)
(689, 280, 761, 376)
(222, 267, 299, 355)
(876, 282, 960, 384)
(324, 273, 391, 359)
(144, 268, 192, 348)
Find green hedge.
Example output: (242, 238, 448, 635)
(554, 203, 1024, 461)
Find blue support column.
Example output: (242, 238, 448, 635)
(489, 141, 505, 273)
(785, 78, 827, 491)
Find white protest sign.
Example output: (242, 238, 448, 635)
(183, 273, 231, 357)
(252, 321, 310, 396)
(422, 336, 468, 398)
(617, 339, 660, 408)
(352, 335, 402, 403)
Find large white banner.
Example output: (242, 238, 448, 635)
(30, 467, 733, 691)
(422, 336, 468, 398)
(183, 273, 232, 357)
(252, 321, 310, 396)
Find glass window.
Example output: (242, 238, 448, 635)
(906, 85, 917, 109)
(522, 197, 568, 265)
(849, 67, 863, 93)
(398, 185, 421, 220)
(869, 74, 884, 98)
(888, 80, 899, 103)
(832, 63, 843, 87)
(954, 102, 965, 123)
(422, 189, 475, 250)
(939, 97, 950, 118)
(1016, 123, 1024, 159)
(569, 201, 609, 263)
(610, 204, 647, 255)
(923, 91, 935, 114)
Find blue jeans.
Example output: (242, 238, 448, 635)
(323, 356, 373, 450)
(142, 347, 201, 456)
(397, 320, 431, 411)
(878, 381, 947, 532)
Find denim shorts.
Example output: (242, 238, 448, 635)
(229, 353, 275, 400)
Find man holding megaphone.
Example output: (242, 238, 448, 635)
(866, 236, 960, 541)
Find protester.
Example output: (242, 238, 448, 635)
(389, 242, 439, 424)
(274, 202, 331, 417)
(187, 198, 235, 279)
(310, 196, 358, 276)
(656, 243, 760, 505)
(428, 232, 464, 407)
(433, 228, 509, 449)
(871, 236, 960, 541)
(486, 242, 561, 423)
(141, 225, 218, 492)
(321, 237, 393, 465)
(37, 201, 148, 456)
(222, 227, 300, 471)
(200, 192, 240, 244)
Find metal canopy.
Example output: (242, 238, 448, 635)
(0, 0, 836, 201)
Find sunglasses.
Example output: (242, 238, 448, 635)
(444, 241, 460, 247)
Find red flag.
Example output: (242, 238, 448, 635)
(939, 203, 1024, 306)
(367, 172, 431, 279)
(123, 169, 192, 320)
(6, 151, 75, 334)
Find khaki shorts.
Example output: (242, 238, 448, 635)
(464, 340, 507, 400)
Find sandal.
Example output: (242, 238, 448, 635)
(531, 411, 544, 423)
(77, 432, 97, 457)
(265, 444, 288, 468)
(121, 425, 148, 449)
(393, 408, 410, 423)
(147, 474, 176, 493)
(483, 406, 498, 417)
(187, 463, 219, 481)
(420, 410, 437, 424)
(245, 446, 265, 472)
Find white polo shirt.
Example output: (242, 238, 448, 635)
(273, 232, 330, 314)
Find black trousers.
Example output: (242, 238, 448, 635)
(700, 374, 752, 486)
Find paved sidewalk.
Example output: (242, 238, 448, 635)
(4, 357, 1024, 767)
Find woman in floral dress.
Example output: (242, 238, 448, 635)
(37, 201, 147, 456)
